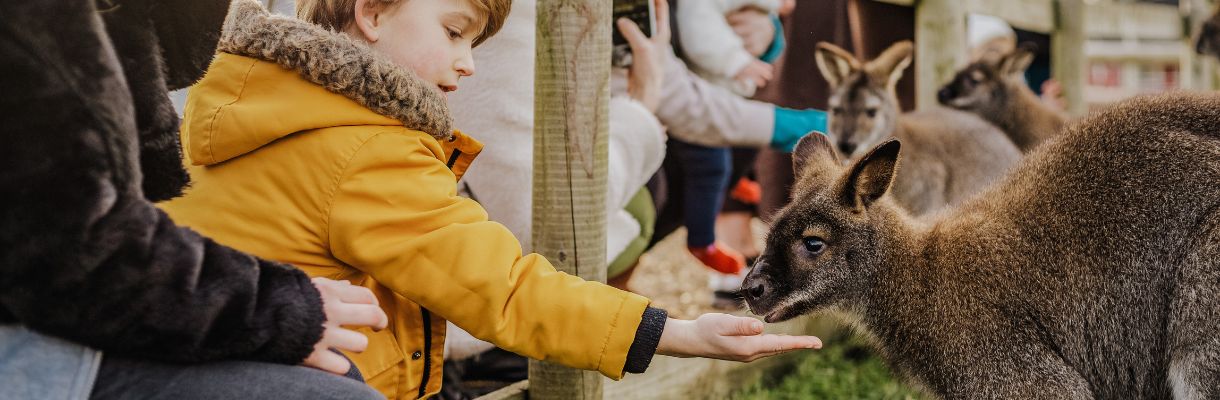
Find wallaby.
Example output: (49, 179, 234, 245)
(741, 92, 1220, 399)
(815, 41, 1020, 216)
(938, 45, 1068, 153)
(1196, 4, 1220, 59)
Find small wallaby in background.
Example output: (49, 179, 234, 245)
(815, 41, 1020, 216)
(1196, 4, 1220, 60)
(938, 44, 1068, 153)
(742, 92, 1220, 399)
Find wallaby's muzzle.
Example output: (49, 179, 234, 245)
(742, 258, 780, 321)
(1198, 21, 1219, 56)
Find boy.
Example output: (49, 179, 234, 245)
(161, 0, 821, 398)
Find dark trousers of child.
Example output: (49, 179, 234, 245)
(664, 139, 731, 248)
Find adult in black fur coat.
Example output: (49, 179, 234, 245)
(0, 0, 386, 398)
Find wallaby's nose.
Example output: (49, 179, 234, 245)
(1199, 22, 1217, 54)
(838, 142, 856, 156)
(937, 86, 955, 104)
(745, 280, 767, 302)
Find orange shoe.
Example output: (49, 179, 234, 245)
(730, 177, 762, 205)
(688, 243, 746, 275)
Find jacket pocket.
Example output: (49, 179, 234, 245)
(345, 326, 405, 381)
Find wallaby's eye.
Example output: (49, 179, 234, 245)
(865, 108, 878, 118)
(832, 107, 845, 115)
(802, 237, 826, 255)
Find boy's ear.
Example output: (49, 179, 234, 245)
(840, 139, 901, 210)
(792, 132, 839, 179)
(815, 42, 861, 88)
(352, 0, 382, 42)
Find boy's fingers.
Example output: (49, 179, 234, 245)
(323, 327, 370, 353)
(333, 303, 389, 330)
(748, 334, 823, 353)
(304, 349, 352, 375)
(717, 315, 764, 336)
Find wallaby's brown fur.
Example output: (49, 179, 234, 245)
(815, 41, 1021, 215)
(938, 45, 1068, 153)
(1196, 5, 1220, 59)
(742, 92, 1220, 399)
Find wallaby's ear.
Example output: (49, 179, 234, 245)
(869, 41, 914, 89)
(1000, 43, 1036, 77)
(815, 42, 860, 88)
(840, 139, 901, 210)
(793, 132, 839, 178)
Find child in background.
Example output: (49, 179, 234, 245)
(675, 0, 795, 97)
(160, 0, 822, 398)
(668, 0, 799, 305)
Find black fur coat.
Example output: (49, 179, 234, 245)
(0, 0, 324, 365)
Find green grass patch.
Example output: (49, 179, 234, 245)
(732, 333, 924, 400)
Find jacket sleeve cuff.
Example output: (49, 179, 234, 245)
(623, 306, 668, 374)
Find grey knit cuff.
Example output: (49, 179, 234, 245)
(624, 306, 668, 374)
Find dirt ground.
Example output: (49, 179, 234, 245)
(622, 219, 770, 319)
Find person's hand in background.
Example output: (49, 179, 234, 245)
(617, 0, 671, 113)
(302, 277, 388, 375)
(727, 7, 776, 58)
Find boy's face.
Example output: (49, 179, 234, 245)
(350, 0, 484, 97)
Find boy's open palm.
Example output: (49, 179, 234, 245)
(656, 313, 822, 362)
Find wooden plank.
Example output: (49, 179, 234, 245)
(1053, 0, 1086, 115)
(967, 0, 1056, 34)
(871, 0, 914, 7)
(602, 315, 840, 399)
(475, 380, 529, 400)
(1084, 1, 1182, 40)
(914, 0, 967, 109)
(529, 0, 612, 399)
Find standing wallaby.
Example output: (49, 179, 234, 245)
(1196, 4, 1220, 59)
(741, 93, 1220, 399)
(816, 41, 1020, 215)
(938, 45, 1068, 153)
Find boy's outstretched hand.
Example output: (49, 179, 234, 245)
(656, 313, 822, 362)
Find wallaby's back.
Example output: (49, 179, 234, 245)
(888, 107, 1021, 215)
(926, 92, 1220, 398)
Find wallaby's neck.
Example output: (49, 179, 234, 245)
(991, 82, 1067, 151)
(852, 206, 998, 369)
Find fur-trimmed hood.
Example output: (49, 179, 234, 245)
(208, 0, 452, 141)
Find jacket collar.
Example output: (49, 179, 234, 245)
(218, 0, 453, 140)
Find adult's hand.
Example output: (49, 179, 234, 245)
(727, 7, 776, 58)
(617, 0, 671, 113)
(302, 277, 389, 375)
(656, 313, 822, 362)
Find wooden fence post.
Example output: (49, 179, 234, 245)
(529, 0, 611, 399)
(1052, 0, 1085, 115)
(914, 0, 967, 110)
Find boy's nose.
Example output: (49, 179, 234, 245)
(456, 53, 476, 77)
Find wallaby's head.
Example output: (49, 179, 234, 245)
(742, 133, 904, 322)
(815, 41, 913, 160)
(1197, 6, 1220, 59)
(937, 44, 1035, 114)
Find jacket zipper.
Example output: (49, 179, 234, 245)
(445, 150, 463, 169)
(417, 308, 433, 398)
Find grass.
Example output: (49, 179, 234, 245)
(731, 332, 925, 400)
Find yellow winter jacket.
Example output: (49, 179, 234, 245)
(159, 4, 651, 399)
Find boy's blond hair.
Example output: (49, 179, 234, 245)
(297, 0, 510, 47)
